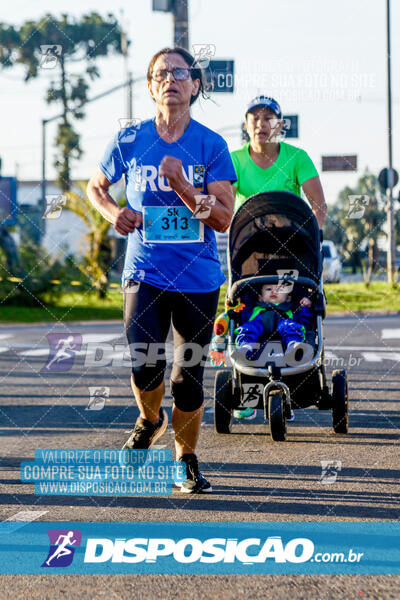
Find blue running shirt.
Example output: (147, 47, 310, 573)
(100, 118, 237, 292)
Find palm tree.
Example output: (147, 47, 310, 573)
(328, 171, 387, 285)
(66, 180, 125, 298)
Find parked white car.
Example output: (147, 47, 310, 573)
(322, 240, 342, 283)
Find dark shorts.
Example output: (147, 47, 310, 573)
(123, 281, 220, 411)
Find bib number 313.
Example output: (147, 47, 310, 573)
(143, 205, 204, 243)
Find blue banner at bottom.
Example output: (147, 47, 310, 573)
(0, 522, 398, 574)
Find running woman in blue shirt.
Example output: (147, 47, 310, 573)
(87, 47, 236, 493)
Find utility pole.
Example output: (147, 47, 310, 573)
(120, 10, 133, 119)
(152, 1, 189, 50)
(173, 0, 189, 49)
(386, 0, 396, 284)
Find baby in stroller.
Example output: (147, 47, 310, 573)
(233, 282, 313, 362)
(210, 281, 314, 368)
(210, 280, 314, 420)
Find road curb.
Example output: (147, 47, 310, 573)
(326, 310, 400, 317)
(1, 312, 399, 327)
(0, 319, 123, 328)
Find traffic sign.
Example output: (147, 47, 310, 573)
(283, 115, 298, 138)
(241, 122, 249, 144)
(0, 177, 17, 226)
(322, 155, 357, 171)
(152, 0, 171, 11)
(378, 167, 399, 191)
(206, 60, 234, 93)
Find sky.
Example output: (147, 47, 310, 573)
(1, 0, 399, 205)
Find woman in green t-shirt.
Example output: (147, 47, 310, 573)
(231, 96, 327, 420)
(231, 96, 327, 227)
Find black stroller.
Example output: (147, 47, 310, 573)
(213, 191, 349, 441)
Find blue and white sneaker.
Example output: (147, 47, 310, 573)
(233, 408, 257, 420)
(287, 409, 295, 421)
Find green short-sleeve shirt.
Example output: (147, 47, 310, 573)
(231, 141, 319, 212)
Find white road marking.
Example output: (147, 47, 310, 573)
(81, 334, 121, 344)
(19, 348, 49, 357)
(18, 334, 120, 357)
(324, 350, 339, 361)
(381, 329, 400, 340)
(1, 510, 48, 534)
(152, 445, 166, 449)
(362, 352, 400, 363)
(326, 345, 399, 352)
(19, 348, 96, 357)
(4, 510, 48, 522)
(0, 347, 10, 354)
(0, 334, 12, 340)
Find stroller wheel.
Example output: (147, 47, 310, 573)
(268, 390, 286, 442)
(331, 369, 349, 434)
(214, 370, 233, 434)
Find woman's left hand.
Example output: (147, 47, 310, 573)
(159, 156, 185, 190)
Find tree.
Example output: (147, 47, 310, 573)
(66, 181, 126, 298)
(0, 13, 123, 190)
(325, 171, 387, 284)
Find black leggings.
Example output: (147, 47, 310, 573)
(124, 281, 220, 411)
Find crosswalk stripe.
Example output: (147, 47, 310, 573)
(19, 348, 49, 357)
(362, 352, 400, 363)
(381, 329, 400, 340)
(324, 350, 339, 361)
(81, 334, 121, 344)
(326, 345, 399, 352)
(4, 510, 48, 522)
(1, 510, 48, 534)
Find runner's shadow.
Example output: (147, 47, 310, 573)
(0, 491, 396, 520)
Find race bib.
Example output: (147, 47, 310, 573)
(143, 205, 204, 243)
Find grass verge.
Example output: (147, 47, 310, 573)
(216, 282, 399, 315)
(0, 282, 398, 324)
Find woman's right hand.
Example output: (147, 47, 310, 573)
(114, 208, 143, 236)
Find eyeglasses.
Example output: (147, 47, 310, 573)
(151, 68, 192, 82)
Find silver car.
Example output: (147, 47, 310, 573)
(322, 240, 342, 283)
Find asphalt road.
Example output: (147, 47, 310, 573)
(0, 315, 399, 599)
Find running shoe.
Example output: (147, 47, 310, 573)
(233, 408, 257, 420)
(178, 453, 212, 494)
(122, 408, 168, 449)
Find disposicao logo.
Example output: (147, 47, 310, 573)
(42, 529, 82, 567)
(42, 334, 82, 373)
(83, 536, 314, 564)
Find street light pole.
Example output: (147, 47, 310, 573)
(120, 10, 133, 119)
(173, 0, 189, 49)
(386, 0, 396, 284)
(152, 1, 189, 51)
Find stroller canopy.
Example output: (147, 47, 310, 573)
(228, 191, 322, 286)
